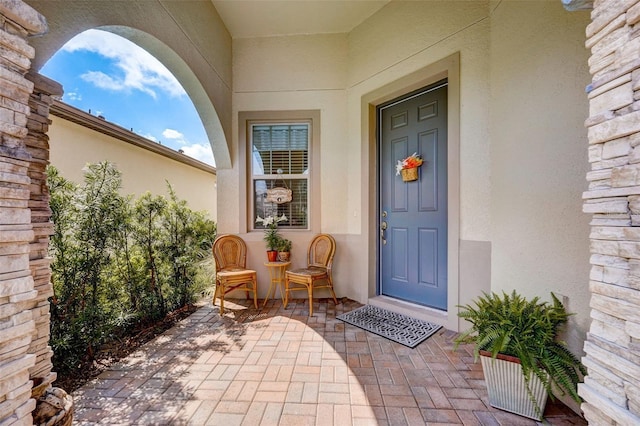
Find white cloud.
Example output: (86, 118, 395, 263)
(82, 71, 157, 98)
(63, 29, 185, 99)
(162, 128, 186, 144)
(160, 128, 214, 165)
(182, 143, 215, 166)
(64, 91, 82, 101)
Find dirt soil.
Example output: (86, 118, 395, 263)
(55, 304, 198, 392)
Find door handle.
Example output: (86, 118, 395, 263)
(381, 221, 387, 245)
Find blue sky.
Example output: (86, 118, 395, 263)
(40, 29, 215, 166)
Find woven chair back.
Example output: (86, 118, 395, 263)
(307, 234, 336, 269)
(213, 235, 248, 271)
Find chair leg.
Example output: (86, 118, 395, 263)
(219, 284, 225, 315)
(252, 275, 258, 309)
(308, 281, 313, 317)
(284, 277, 290, 308)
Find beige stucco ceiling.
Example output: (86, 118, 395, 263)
(211, 0, 390, 38)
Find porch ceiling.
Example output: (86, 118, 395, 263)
(211, 0, 390, 38)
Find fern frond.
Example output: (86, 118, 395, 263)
(454, 290, 586, 406)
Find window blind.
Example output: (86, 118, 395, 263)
(253, 125, 308, 175)
(251, 123, 310, 229)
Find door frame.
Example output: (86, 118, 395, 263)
(377, 80, 449, 309)
(361, 52, 461, 331)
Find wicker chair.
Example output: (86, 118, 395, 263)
(284, 234, 337, 316)
(212, 234, 258, 314)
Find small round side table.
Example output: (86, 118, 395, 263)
(263, 261, 290, 307)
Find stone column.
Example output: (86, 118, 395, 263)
(580, 0, 640, 424)
(0, 1, 49, 425)
(25, 72, 62, 400)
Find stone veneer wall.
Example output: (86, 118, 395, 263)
(24, 72, 62, 399)
(0, 1, 54, 425)
(580, 0, 640, 424)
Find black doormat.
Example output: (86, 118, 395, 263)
(336, 305, 442, 348)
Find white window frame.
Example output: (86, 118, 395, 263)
(239, 110, 321, 234)
(250, 121, 310, 230)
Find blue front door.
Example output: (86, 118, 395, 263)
(379, 82, 448, 310)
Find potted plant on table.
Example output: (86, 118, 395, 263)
(454, 291, 586, 421)
(256, 214, 287, 262)
(277, 238, 292, 262)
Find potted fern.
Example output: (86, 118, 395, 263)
(454, 291, 586, 421)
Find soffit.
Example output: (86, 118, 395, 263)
(211, 0, 390, 38)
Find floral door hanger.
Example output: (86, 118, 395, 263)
(396, 153, 424, 182)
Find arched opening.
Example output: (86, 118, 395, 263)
(41, 28, 215, 167)
(101, 25, 229, 167)
(41, 26, 228, 168)
(26, 0, 233, 170)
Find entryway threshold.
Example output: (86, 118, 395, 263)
(368, 295, 447, 328)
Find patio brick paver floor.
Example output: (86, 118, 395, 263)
(72, 298, 586, 425)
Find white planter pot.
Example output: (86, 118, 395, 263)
(480, 353, 548, 421)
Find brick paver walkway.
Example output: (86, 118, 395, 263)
(72, 298, 586, 425)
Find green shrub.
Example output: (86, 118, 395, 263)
(47, 162, 217, 377)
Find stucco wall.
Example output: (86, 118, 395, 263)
(228, 33, 349, 298)
(489, 1, 591, 354)
(225, 0, 591, 345)
(49, 115, 217, 218)
(227, 3, 495, 308)
(349, 1, 492, 240)
(351, 1, 591, 343)
(347, 1, 493, 320)
(229, 33, 348, 231)
(0, 1, 598, 423)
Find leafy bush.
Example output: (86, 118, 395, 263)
(47, 162, 216, 374)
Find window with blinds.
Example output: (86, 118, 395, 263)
(251, 123, 310, 229)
